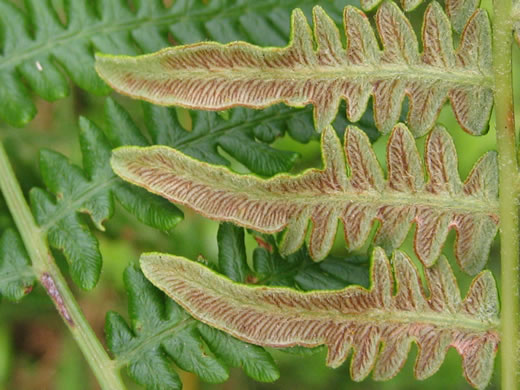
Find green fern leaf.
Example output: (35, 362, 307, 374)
(106, 98, 305, 176)
(217, 224, 369, 289)
(0, 229, 34, 301)
(96, 2, 492, 136)
(217, 223, 249, 283)
(30, 108, 182, 290)
(106, 264, 279, 389)
(195, 323, 279, 383)
(139, 102, 303, 176)
(0, 0, 347, 126)
(108, 96, 381, 177)
(251, 233, 369, 290)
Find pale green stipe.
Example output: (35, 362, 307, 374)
(492, 0, 520, 389)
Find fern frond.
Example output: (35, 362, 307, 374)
(96, 2, 492, 136)
(139, 103, 305, 176)
(141, 248, 500, 389)
(0, 0, 345, 126)
(111, 123, 498, 275)
(109, 221, 368, 388)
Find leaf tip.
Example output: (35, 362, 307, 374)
(110, 146, 136, 177)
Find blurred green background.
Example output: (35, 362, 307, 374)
(0, 0, 517, 389)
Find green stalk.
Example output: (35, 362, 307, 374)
(492, 0, 519, 389)
(0, 142, 126, 390)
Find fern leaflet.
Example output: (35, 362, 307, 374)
(250, 232, 370, 290)
(111, 123, 498, 275)
(141, 247, 499, 389)
(30, 101, 182, 290)
(96, 2, 493, 136)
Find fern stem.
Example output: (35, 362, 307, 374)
(0, 142, 127, 390)
(492, 0, 520, 388)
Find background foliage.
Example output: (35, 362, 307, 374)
(0, 0, 516, 389)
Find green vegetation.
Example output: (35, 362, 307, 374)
(0, 1, 517, 389)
